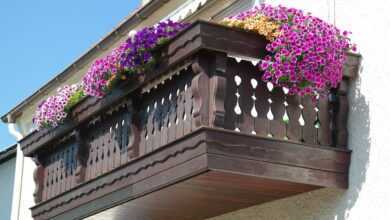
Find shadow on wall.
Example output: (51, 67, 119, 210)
(210, 58, 371, 220)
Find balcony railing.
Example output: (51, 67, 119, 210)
(20, 21, 359, 220)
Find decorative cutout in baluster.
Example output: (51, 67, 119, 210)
(253, 75, 269, 137)
(282, 87, 290, 140)
(176, 88, 185, 139)
(250, 79, 258, 135)
(146, 104, 154, 153)
(266, 82, 274, 137)
(234, 75, 242, 132)
(160, 97, 169, 146)
(168, 92, 177, 143)
(152, 101, 162, 151)
(314, 101, 321, 144)
(183, 83, 193, 135)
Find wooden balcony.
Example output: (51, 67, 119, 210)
(19, 21, 358, 220)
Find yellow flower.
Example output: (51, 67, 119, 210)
(221, 16, 280, 41)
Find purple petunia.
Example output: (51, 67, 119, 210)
(225, 4, 356, 97)
(33, 84, 82, 129)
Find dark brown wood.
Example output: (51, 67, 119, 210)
(286, 95, 301, 142)
(269, 87, 285, 139)
(32, 156, 44, 203)
(209, 52, 228, 127)
(30, 128, 349, 220)
(334, 79, 349, 147)
(74, 130, 88, 183)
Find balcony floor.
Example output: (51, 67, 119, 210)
(85, 171, 320, 220)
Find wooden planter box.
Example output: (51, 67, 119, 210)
(20, 21, 357, 220)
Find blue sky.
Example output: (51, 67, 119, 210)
(0, 0, 139, 150)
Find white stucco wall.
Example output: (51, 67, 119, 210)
(0, 157, 16, 220)
(211, 0, 390, 219)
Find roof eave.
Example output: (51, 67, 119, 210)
(0, 144, 17, 164)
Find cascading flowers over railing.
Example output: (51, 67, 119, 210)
(222, 4, 356, 97)
(83, 20, 188, 98)
(33, 20, 188, 129)
(33, 84, 84, 129)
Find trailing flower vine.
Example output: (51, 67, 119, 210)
(33, 20, 188, 130)
(222, 4, 356, 97)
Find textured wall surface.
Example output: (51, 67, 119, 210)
(0, 158, 16, 220)
(211, 0, 390, 219)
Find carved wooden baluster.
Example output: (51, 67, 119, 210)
(168, 92, 177, 143)
(183, 83, 193, 135)
(301, 96, 317, 144)
(59, 150, 66, 194)
(160, 96, 169, 146)
(120, 115, 129, 165)
(42, 157, 50, 201)
(86, 135, 95, 180)
(333, 79, 349, 147)
(145, 104, 154, 153)
(254, 77, 269, 137)
(286, 95, 301, 142)
(152, 101, 162, 151)
(318, 95, 332, 145)
(270, 87, 286, 139)
(52, 153, 60, 197)
(65, 148, 72, 191)
(32, 155, 44, 203)
(237, 69, 252, 134)
(101, 122, 109, 174)
(47, 156, 53, 199)
(223, 59, 236, 131)
(176, 88, 185, 139)
(70, 145, 77, 189)
(191, 56, 210, 129)
(113, 120, 121, 168)
(104, 120, 114, 172)
(137, 107, 148, 156)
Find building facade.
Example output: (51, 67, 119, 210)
(2, 0, 389, 219)
(0, 145, 16, 220)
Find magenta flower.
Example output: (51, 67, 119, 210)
(225, 4, 356, 97)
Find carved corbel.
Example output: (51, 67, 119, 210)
(32, 155, 44, 203)
(191, 55, 210, 128)
(74, 129, 89, 184)
(209, 52, 227, 127)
